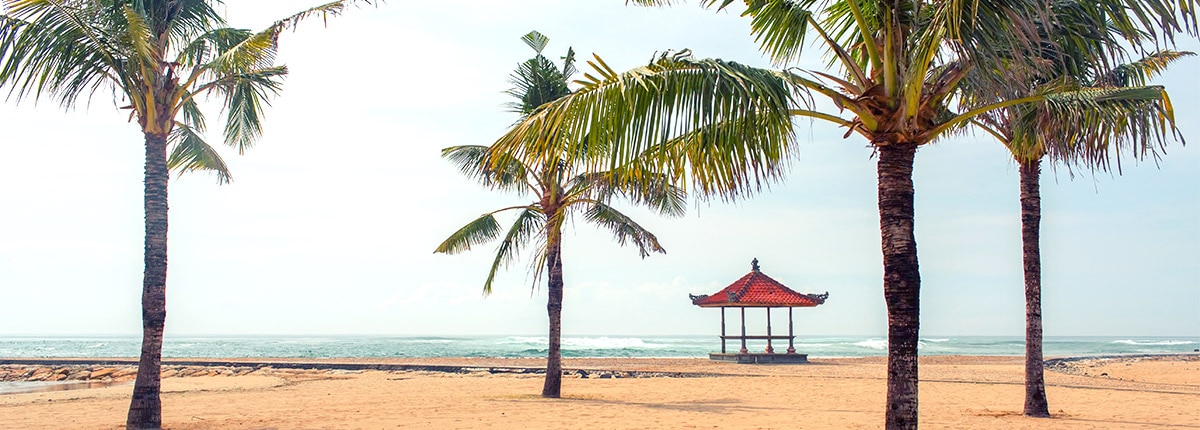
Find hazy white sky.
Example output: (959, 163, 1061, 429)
(1, 1, 1196, 338)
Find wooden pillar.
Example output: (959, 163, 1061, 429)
(787, 307, 796, 354)
(739, 307, 748, 354)
(720, 307, 727, 354)
(765, 308, 774, 353)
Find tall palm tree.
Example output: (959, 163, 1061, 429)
(966, 48, 1191, 417)
(434, 31, 687, 398)
(489, 1, 1196, 428)
(0, 1, 367, 428)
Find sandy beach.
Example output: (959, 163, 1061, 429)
(2, 355, 1198, 429)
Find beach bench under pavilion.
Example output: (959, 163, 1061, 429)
(689, 259, 828, 364)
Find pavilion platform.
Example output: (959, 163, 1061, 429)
(708, 352, 809, 364)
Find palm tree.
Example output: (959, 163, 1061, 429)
(0, 1, 367, 427)
(434, 31, 687, 398)
(488, 1, 1196, 428)
(966, 48, 1191, 417)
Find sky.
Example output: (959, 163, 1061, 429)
(0, 1, 1197, 338)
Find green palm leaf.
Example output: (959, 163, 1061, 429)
(1024, 86, 1180, 170)
(743, 0, 819, 67)
(435, 212, 504, 255)
(483, 208, 546, 295)
(270, 0, 375, 33)
(213, 66, 286, 153)
(167, 122, 231, 184)
(1094, 50, 1197, 87)
(442, 145, 534, 193)
(583, 202, 667, 258)
(491, 50, 796, 200)
(208, 27, 278, 75)
(0, 1, 121, 106)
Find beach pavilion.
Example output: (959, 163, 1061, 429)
(690, 259, 828, 363)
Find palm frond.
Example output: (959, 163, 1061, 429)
(491, 51, 796, 201)
(504, 54, 572, 116)
(583, 202, 667, 258)
(177, 91, 206, 132)
(1094, 50, 1196, 87)
(650, 113, 795, 200)
(604, 170, 688, 218)
(1092, 0, 1200, 47)
(520, 30, 549, 54)
(269, 0, 376, 34)
(1019, 86, 1180, 171)
(561, 46, 577, 78)
(742, 0, 819, 67)
(154, 0, 227, 50)
(205, 66, 286, 153)
(0, 0, 124, 107)
(176, 27, 252, 70)
(120, 5, 158, 69)
(207, 27, 278, 75)
(822, 0, 884, 72)
(481, 208, 546, 295)
(442, 145, 534, 193)
(167, 122, 231, 184)
(435, 212, 505, 255)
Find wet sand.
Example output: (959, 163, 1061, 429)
(2, 355, 1197, 429)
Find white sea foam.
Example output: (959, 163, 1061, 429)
(564, 337, 667, 349)
(497, 336, 545, 345)
(853, 339, 888, 350)
(1112, 339, 1195, 346)
(922, 338, 951, 343)
(497, 336, 666, 349)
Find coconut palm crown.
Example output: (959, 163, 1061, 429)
(435, 31, 687, 399)
(0, 1, 369, 428)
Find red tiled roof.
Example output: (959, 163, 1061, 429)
(690, 260, 828, 308)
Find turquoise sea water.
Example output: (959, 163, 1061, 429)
(1, 335, 1197, 359)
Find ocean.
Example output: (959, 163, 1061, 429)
(1, 335, 1197, 359)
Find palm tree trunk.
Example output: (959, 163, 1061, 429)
(542, 226, 564, 398)
(878, 143, 921, 430)
(127, 132, 170, 430)
(1020, 159, 1050, 417)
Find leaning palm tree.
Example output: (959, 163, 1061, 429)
(966, 48, 1191, 417)
(434, 31, 687, 398)
(490, 1, 1196, 428)
(0, 1, 367, 427)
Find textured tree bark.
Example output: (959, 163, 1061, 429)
(1020, 159, 1050, 417)
(127, 133, 170, 430)
(542, 223, 564, 398)
(878, 143, 920, 430)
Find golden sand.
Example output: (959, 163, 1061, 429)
(2, 355, 1197, 429)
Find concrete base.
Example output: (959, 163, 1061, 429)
(708, 353, 809, 364)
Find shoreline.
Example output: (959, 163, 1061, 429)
(3, 353, 1196, 384)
